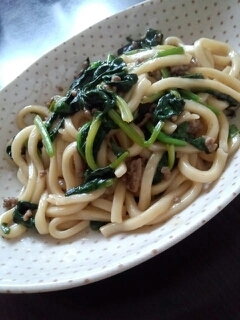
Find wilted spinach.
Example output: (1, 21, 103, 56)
(118, 28, 163, 54)
(13, 201, 38, 229)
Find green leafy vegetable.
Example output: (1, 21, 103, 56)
(110, 139, 128, 158)
(154, 46, 184, 58)
(49, 91, 82, 116)
(1, 223, 10, 235)
(228, 124, 240, 139)
(84, 167, 116, 183)
(146, 122, 187, 146)
(180, 88, 238, 115)
(108, 109, 163, 147)
(34, 115, 55, 157)
(65, 178, 114, 196)
(205, 89, 239, 107)
(180, 73, 205, 79)
(179, 89, 220, 115)
(167, 144, 175, 169)
(115, 94, 133, 123)
(130, 47, 185, 72)
(44, 113, 65, 141)
(171, 122, 209, 152)
(117, 28, 163, 55)
(81, 89, 116, 114)
(67, 142, 129, 196)
(73, 56, 138, 94)
(152, 92, 185, 123)
(50, 56, 138, 118)
(85, 115, 102, 170)
(77, 121, 91, 160)
(90, 220, 108, 231)
(152, 152, 169, 185)
(13, 201, 38, 229)
(141, 91, 164, 104)
(160, 67, 171, 79)
(51, 55, 138, 171)
(6, 144, 13, 159)
(76, 116, 119, 167)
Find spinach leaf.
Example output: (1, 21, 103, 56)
(80, 89, 115, 113)
(50, 90, 82, 116)
(179, 89, 220, 115)
(13, 201, 37, 229)
(89, 116, 117, 159)
(77, 118, 115, 166)
(67, 140, 129, 196)
(103, 73, 138, 92)
(91, 123, 110, 161)
(47, 52, 138, 194)
(91, 57, 126, 83)
(152, 92, 185, 123)
(1, 223, 10, 235)
(65, 178, 114, 196)
(44, 113, 65, 141)
(34, 115, 55, 158)
(171, 122, 208, 152)
(48, 118, 65, 141)
(205, 89, 239, 107)
(118, 28, 163, 54)
(152, 152, 169, 185)
(69, 58, 99, 90)
(90, 220, 108, 231)
(51, 56, 138, 119)
(110, 139, 127, 158)
(77, 121, 91, 160)
(146, 122, 187, 146)
(84, 167, 116, 183)
(228, 124, 240, 139)
(74, 56, 137, 93)
(181, 73, 204, 79)
(6, 144, 13, 159)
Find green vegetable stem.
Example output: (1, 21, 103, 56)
(108, 109, 163, 147)
(34, 115, 55, 157)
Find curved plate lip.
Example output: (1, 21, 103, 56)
(0, 0, 239, 293)
(1, 187, 239, 294)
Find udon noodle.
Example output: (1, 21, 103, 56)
(1, 32, 240, 239)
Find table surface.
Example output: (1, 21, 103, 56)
(0, 1, 240, 319)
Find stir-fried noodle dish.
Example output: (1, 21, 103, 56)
(1, 29, 240, 239)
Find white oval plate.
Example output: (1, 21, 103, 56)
(0, 0, 239, 293)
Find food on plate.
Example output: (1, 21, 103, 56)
(1, 29, 239, 239)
